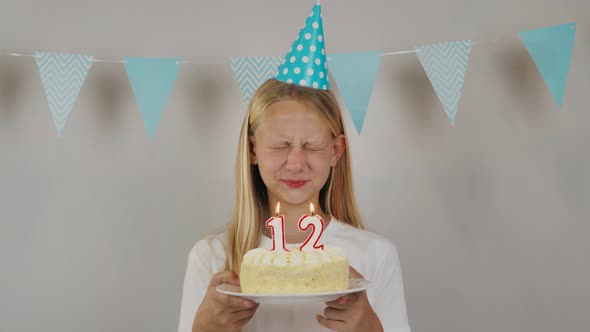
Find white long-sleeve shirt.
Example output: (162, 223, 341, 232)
(177, 219, 412, 332)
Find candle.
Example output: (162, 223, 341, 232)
(298, 203, 325, 251)
(265, 202, 289, 252)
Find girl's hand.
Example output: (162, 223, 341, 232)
(192, 270, 259, 332)
(316, 267, 383, 332)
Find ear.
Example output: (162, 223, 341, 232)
(249, 136, 257, 165)
(330, 135, 346, 167)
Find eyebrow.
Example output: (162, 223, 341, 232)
(271, 136, 325, 143)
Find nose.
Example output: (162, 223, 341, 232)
(285, 147, 306, 172)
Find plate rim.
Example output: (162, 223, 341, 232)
(215, 277, 371, 298)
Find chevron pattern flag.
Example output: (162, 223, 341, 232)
(416, 40, 472, 125)
(34, 52, 93, 136)
(230, 56, 283, 106)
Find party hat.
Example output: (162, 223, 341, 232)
(275, 0, 329, 90)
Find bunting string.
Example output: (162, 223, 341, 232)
(0, 20, 578, 138)
(2, 41, 485, 63)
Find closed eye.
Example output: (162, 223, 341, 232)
(267, 142, 326, 151)
(269, 142, 290, 150)
(302, 142, 327, 151)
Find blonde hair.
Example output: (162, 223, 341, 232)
(225, 78, 364, 273)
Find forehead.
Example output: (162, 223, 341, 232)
(256, 99, 330, 138)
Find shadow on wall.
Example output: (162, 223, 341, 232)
(383, 55, 445, 138)
(495, 39, 555, 123)
(88, 65, 130, 135)
(0, 58, 28, 120)
(380, 39, 560, 134)
(181, 64, 243, 131)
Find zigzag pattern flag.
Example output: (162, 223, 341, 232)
(230, 56, 283, 106)
(416, 40, 472, 125)
(519, 22, 576, 108)
(34, 52, 93, 136)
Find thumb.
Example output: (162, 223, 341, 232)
(210, 270, 240, 287)
(349, 266, 364, 279)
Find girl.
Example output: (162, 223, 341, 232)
(178, 78, 411, 332)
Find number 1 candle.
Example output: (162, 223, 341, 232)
(265, 202, 289, 252)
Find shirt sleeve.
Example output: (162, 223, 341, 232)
(177, 240, 215, 332)
(371, 242, 412, 332)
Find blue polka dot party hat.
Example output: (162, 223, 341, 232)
(275, 0, 329, 90)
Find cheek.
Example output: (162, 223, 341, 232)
(308, 154, 333, 179)
(257, 152, 285, 178)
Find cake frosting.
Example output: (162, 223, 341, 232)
(240, 245, 348, 294)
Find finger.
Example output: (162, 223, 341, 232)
(326, 293, 360, 307)
(340, 292, 361, 305)
(220, 294, 257, 310)
(233, 303, 260, 320)
(348, 266, 364, 279)
(325, 300, 348, 309)
(323, 306, 348, 322)
(234, 314, 256, 330)
(210, 270, 240, 287)
(316, 314, 346, 331)
(326, 295, 351, 308)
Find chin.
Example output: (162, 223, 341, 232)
(274, 190, 314, 206)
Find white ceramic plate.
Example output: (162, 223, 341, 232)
(216, 278, 372, 304)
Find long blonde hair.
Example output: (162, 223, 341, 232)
(225, 78, 364, 273)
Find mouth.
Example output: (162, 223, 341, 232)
(282, 180, 309, 188)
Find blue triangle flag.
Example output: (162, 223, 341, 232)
(124, 57, 181, 139)
(518, 22, 576, 108)
(328, 51, 382, 134)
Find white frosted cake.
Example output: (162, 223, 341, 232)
(240, 245, 348, 294)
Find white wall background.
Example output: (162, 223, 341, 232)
(1, 0, 589, 331)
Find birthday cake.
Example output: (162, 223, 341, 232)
(240, 245, 349, 294)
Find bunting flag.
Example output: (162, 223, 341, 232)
(9, 21, 583, 138)
(328, 51, 383, 134)
(416, 40, 472, 125)
(230, 56, 283, 106)
(34, 52, 93, 136)
(124, 58, 181, 140)
(518, 22, 576, 108)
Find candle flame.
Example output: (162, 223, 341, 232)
(275, 202, 281, 217)
(310, 202, 315, 216)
